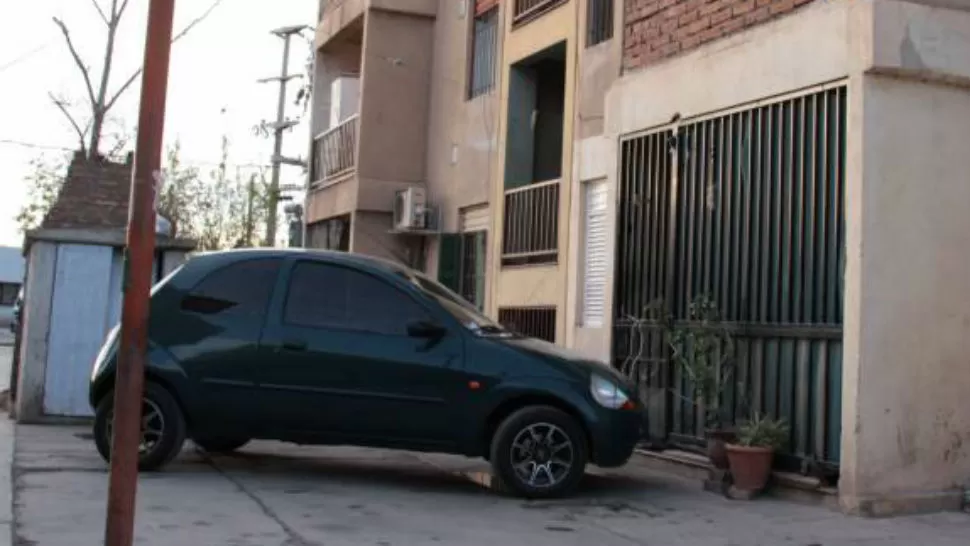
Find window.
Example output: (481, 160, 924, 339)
(460, 231, 487, 310)
(0, 283, 19, 306)
(468, 7, 498, 99)
(582, 181, 608, 327)
(586, 0, 614, 47)
(306, 215, 350, 251)
(284, 262, 429, 335)
(182, 259, 281, 316)
(498, 306, 556, 343)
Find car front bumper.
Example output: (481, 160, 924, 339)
(590, 406, 646, 467)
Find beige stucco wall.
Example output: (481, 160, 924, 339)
(423, 2, 502, 233)
(488, 1, 579, 343)
(420, 1, 506, 288)
(357, 9, 435, 193)
(838, 0, 970, 516)
(598, 0, 970, 514)
(564, 0, 623, 355)
(307, 5, 436, 230)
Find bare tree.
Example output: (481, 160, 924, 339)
(52, 0, 226, 159)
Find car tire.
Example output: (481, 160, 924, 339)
(93, 382, 187, 471)
(193, 436, 249, 454)
(489, 405, 588, 499)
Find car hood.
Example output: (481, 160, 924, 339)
(493, 335, 634, 389)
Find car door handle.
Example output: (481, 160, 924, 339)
(279, 340, 307, 352)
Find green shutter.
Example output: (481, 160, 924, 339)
(473, 231, 487, 310)
(438, 233, 461, 293)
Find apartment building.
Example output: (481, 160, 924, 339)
(306, 0, 970, 516)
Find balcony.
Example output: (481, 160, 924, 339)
(502, 179, 559, 265)
(512, 0, 566, 26)
(311, 114, 358, 185)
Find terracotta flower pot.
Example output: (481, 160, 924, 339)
(726, 444, 774, 493)
(705, 429, 737, 470)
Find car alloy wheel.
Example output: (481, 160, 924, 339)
(93, 382, 186, 471)
(490, 405, 588, 499)
(105, 398, 166, 457)
(509, 423, 575, 489)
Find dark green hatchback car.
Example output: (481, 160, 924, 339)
(89, 249, 644, 498)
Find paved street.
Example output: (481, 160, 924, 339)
(4, 423, 968, 546)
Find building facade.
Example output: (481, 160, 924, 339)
(306, 0, 970, 515)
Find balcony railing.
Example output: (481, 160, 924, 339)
(512, 0, 564, 25)
(502, 179, 559, 265)
(311, 114, 358, 184)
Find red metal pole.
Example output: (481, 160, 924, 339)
(104, 0, 176, 545)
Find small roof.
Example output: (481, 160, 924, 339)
(42, 153, 134, 231)
(0, 246, 26, 284)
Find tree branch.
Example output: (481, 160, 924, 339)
(53, 17, 98, 111)
(49, 93, 88, 154)
(114, 0, 132, 22)
(90, 0, 109, 26)
(103, 0, 226, 115)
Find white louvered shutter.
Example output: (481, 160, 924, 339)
(583, 181, 608, 327)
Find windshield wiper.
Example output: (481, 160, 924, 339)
(477, 325, 509, 335)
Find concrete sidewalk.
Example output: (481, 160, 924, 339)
(7, 424, 970, 546)
(1, 344, 12, 546)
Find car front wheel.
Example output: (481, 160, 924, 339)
(93, 382, 187, 471)
(489, 406, 588, 499)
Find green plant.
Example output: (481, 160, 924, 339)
(736, 414, 789, 450)
(666, 295, 735, 430)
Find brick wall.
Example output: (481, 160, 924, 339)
(623, 0, 815, 72)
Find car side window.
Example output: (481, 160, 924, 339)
(181, 258, 281, 317)
(284, 261, 429, 335)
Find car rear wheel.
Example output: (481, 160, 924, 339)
(193, 436, 249, 454)
(489, 406, 588, 499)
(93, 382, 187, 471)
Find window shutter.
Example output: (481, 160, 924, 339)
(582, 181, 608, 327)
(438, 233, 462, 293)
(473, 231, 487, 309)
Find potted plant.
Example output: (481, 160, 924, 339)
(667, 296, 736, 469)
(726, 414, 789, 495)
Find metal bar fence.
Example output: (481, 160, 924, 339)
(612, 85, 847, 471)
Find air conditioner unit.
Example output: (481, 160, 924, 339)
(393, 187, 427, 230)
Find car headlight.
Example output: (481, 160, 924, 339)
(590, 374, 634, 410)
(91, 326, 120, 380)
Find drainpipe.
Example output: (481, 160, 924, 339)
(564, 0, 582, 349)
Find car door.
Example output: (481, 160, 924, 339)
(161, 257, 282, 433)
(258, 259, 468, 448)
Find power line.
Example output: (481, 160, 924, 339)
(0, 139, 276, 169)
(0, 139, 72, 152)
(0, 43, 51, 74)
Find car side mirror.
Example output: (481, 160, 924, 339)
(407, 320, 446, 339)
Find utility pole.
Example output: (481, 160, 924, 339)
(104, 0, 176, 545)
(260, 25, 307, 247)
(245, 172, 256, 246)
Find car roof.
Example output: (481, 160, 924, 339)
(187, 248, 413, 277)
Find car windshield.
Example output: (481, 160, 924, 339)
(399, 271, 508, 335)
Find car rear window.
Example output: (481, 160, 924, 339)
(181, 258, 281, 316)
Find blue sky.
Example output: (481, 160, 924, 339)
(0, 0, 316, 246)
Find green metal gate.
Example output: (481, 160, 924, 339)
(612, 85, 847, 474)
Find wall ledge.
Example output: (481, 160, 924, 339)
(866, 66, 970, 91)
